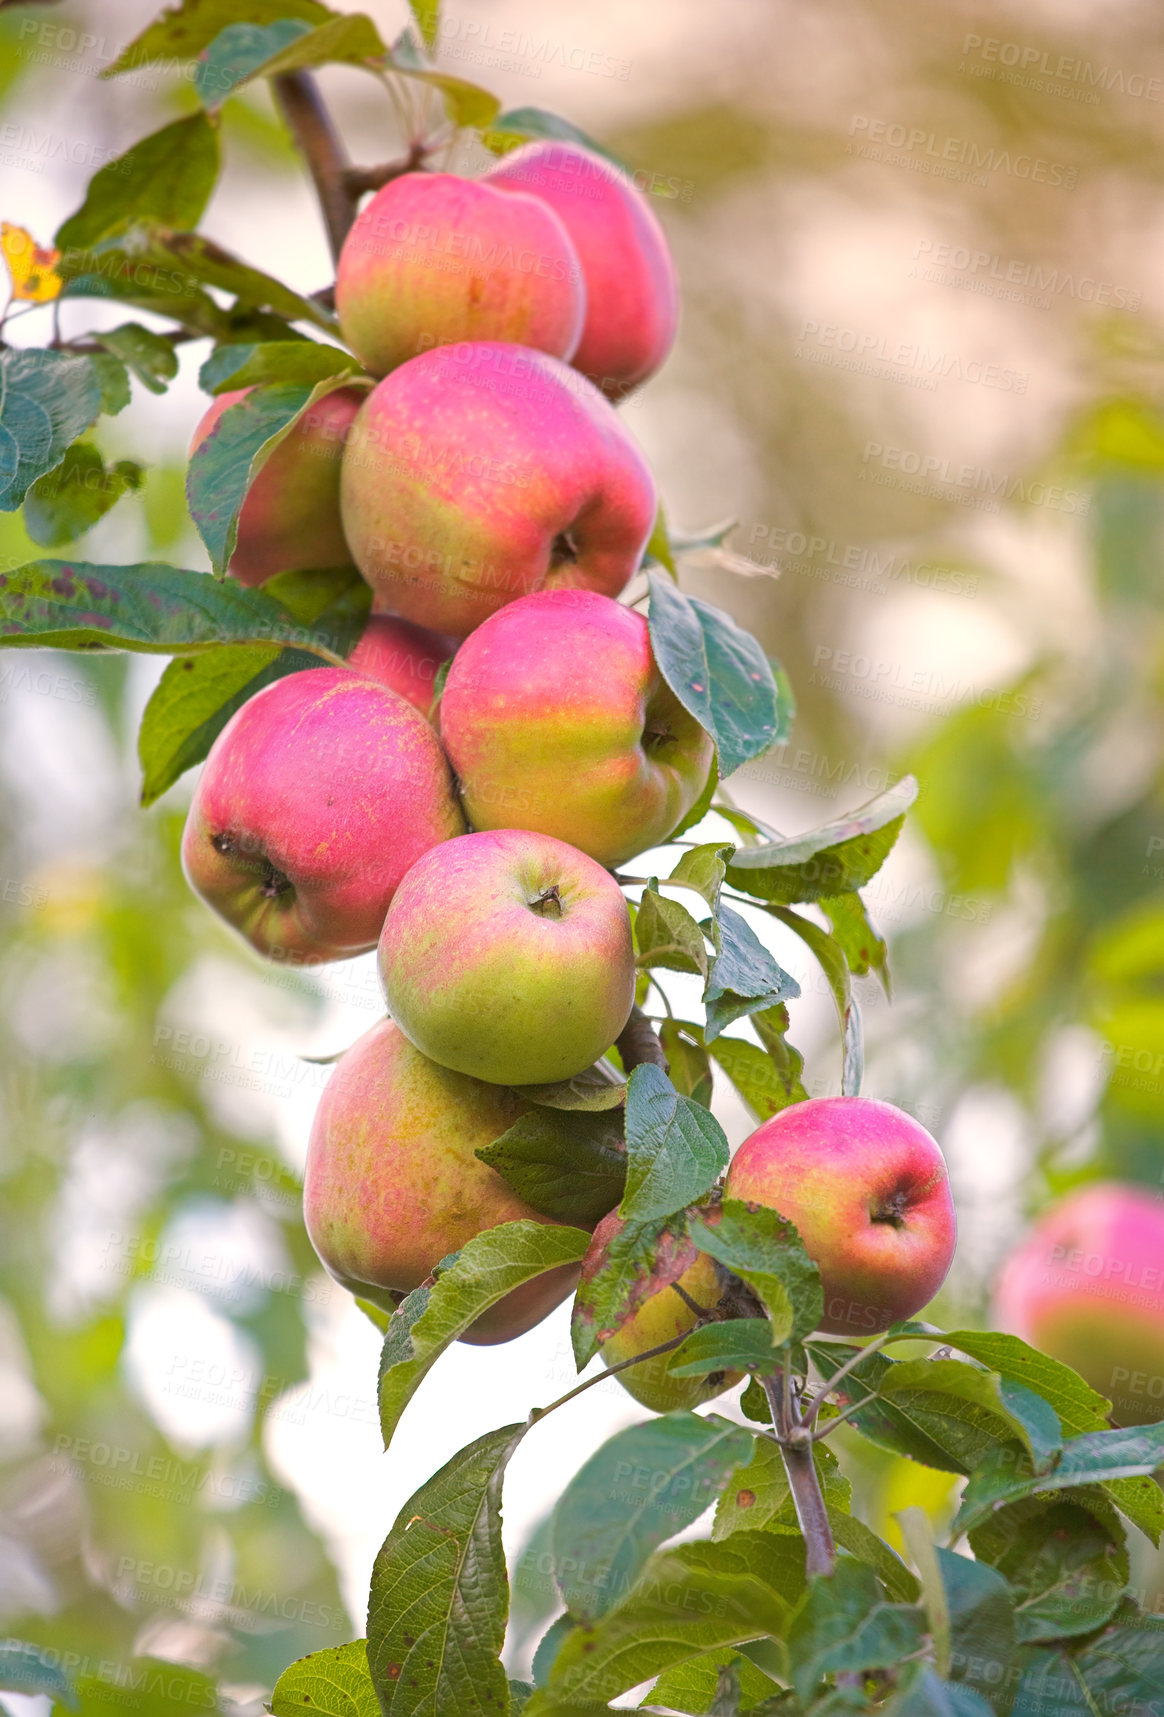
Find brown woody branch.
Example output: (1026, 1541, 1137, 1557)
(616, 1003, 668, 1073)
(272, 70, 360, 265)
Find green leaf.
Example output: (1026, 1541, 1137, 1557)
(366, 1425, 522, 1716)
(668, 1319, 779, 1377)
(937, 1331, 1112, 1435)
(706, 1033, 806, 1121)
(1011, 1617, 1164, 1717)
(512, 1064, 627, 1111)
(954, 1422, 1164, 1536)
(0, 559, 353, 656)
(551, 1414, 753, 1622)
(571, 1212, 675, 1369)
(51, 1662, 219, 1717)
(881, 1666, 997, 1717)
(648, 572, 791, 778)
(56, 113, 220, 251)
(786, 1561, 925, 1702)
(807, 1346, 1021, 1477)
(726, 777, 918, 904)
(820, 891, 889, 989)
(483, 108, 624, 168)
(713, 1434, 790, 1539)
(765, 907, 862, 1096)
(475, 1108, 626, 1226)
(636, 883, 710, 976)
(972, 1495, 1127, 1643)
(619, 1063, 729, 1223)
(378, 1222, 588, 1447)
(104, 0, 333, 74)
(644, 502, 678, 578)
(91, 324, 179, 394)
(671, 843, 735, 912)
(196, 13, 387, 106)
(270, 1641, 379, 1717)
(879, 1359, 1061, 1470)
(832, 1514, 920, 1606)
(408, 0, 440, 50)
(199, 338, 361, 392)
(643, 1651, 780, 1713)
(137, 559, 370, 801)
(185, 379, 335, 575)
(508, 1681, 534, 1714)
(0, 1642, 77, 1708)
(704, 905, 800, 1043)
(527, 1542, 792, 1713)
(689, 1200, 822, 1344)
(532, 1615, 574, 1688)
(388, 55, 501, 127)
(668, 755, 719, 842)
(23, 444, 142, 546)
(127, 225, 334, 329)
(658, 1020, 714, 1108)
(0, 349, 102, 510)
(89, 353, 131, 415)
(935, 1547, 1015, 1704)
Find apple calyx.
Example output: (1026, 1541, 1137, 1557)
(871, 1191, 910, 1228)
(210, 831, 292, 900)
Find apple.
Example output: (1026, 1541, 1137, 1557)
(335, 170, 585, 378)
(377, 828, 635, 1086)
(182, 667, 464, 962)
(338, 341, 657, 637)
(484, 140, 679, 398)
(994, 1182, 1164, 1426)
(723, 1097, 957, 1335)
(439, 588, 714, 868)
(345, 614, 455, 716)
(304, 1018, 579, 1342)
(577, 1210, 740, 1412)
(189, 385, 362, 586)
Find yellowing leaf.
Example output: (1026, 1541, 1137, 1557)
(1, 223, 62, 302)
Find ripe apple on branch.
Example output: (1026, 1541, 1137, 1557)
(0, 3, 1161, 1712)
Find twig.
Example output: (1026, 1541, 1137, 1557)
(800, 1330, 895, 1430)
(762, 1371, 835, 1577)
(527, 1325, 701, 1424)
(810, 1390, 881, 1441)
(616, 1003, 668, 1072)
(272, 70, 358, 264)
(343, 142, 431, 195)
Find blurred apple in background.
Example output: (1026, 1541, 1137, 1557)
(995, 1182, 1164, 1425)
(181, 668, 464, 962)
(439, 588, 713, 866)
(304, 1018, 580, 1342)
(338, 342, 656, 636)
(378, 828, 635, 1085)
(336, 171, 585, 378)
(345, 613, 455, 716)
(724, 1097, 957, 1335)
(190, 386, 363, 586)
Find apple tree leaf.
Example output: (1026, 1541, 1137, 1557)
(269, 1641, 379, 1717)
(377, 1221, 588, 1447)
(970, 1494, 1128, 1644)
(104, 0, 333, 75)
(954, 1422, 1164, 1536)
(23, 444, 143, 546)
(127, 225, 334, 329)
(821, 889, 890, 989)
(705, 1031, 806, 1121)
(669, 842, 734, 911)
(571, 1211, 676, 1370)
(634, 883, 709, 976)
(56, 113, 220, 250)
(658, 1020, 713, 1108)
(647, 571, 791, 779)
(475, 1109, 625, 1226)
(725, 776, 919, 904)
(1010, 1615, 1164, 1717)
(195, 14, 388, 106)
(366, 1425, 523, 1716)
(482, 107, 625, 168)
(551, 1414, 752, 1622)
(688, 1200, 822, 1345)
(703, 904, 799, 1043)
(765, 904, 862, 1096)
(199, 339, 361, 393)
(618, 1063, 729, 1224)
(667, 1319, 779, 1377)
(0, 349, 102, 510)
(91, 324, 180, 393)
(786, 1559, 925, 1702)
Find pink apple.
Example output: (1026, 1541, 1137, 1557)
(304, 1018, 579, 1342)
(724, 1097, 957, 1335)
(181, 668, 464, 962)
(378, 828, 635, 1085)
(335, 171, 585, 378)
(338, 341, 657, 637)
(345, 614, 455, 716)
(485, 140, 679, 398)
(994, 1182, 1164, 1426)
(189, 386, 362, 586)
(439, 588, 714, 867)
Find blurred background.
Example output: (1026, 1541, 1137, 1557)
(2, 0, 1163, 1704)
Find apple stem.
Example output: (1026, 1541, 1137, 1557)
(527, 1324, 704, 1424)
(762, 1373, 836, 1578)
(616, 1004, 668, 1072)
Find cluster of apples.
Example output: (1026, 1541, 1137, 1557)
(179, 140, 961, 1401)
